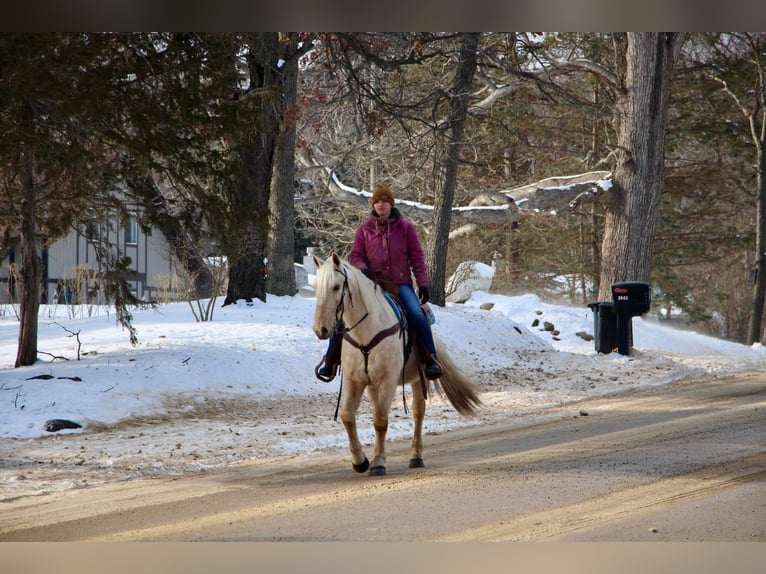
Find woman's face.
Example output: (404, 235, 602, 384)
(373, 197, 392, 218)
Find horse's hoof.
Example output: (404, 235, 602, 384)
(409, 457, 425, 468)
(353, 457, 370, 473)
(368, 465, 386, 476)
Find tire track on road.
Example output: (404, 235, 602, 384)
(433, 452, 766, 541)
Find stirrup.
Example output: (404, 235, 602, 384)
(315, 359, 339, 382)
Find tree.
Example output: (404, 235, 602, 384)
(267, 33, 305, 296)
(610, 34, 685, 295)
(222, 32, 314, 304)
(1, 34, 137, 366)
(703, 33, 766, 344)
(574, 34, 686, 299)
(472, 33, 685, 302)
(304, 33, 686, 301)
(302, 33, 485, 297)
(0, 33, 242, 366)
(426, 32, 480, 305)
(219, 33, 279, 305)
(14, 141, 42, 367)
(645, 34, 754, 340)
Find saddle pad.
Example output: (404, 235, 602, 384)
(382, 290, 404, 322)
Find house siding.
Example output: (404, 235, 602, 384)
(1, 207, 179, 305)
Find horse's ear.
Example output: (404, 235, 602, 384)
(312, 255, 323, 269)
(332, 252, 342, 268)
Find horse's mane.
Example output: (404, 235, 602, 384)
(337, 258, 391, 319)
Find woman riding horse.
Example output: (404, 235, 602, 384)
(316, 182, 441, 381)
(312, 253, 480, 475)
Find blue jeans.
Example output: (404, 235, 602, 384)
(396, 284, 437, 358)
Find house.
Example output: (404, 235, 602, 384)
(1, 206, 182, 306)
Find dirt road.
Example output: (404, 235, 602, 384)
(1, 372, 765, 542)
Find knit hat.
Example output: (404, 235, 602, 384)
(371, 183, 395, 206)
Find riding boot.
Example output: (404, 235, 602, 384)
(424, 353, 442, 380)
(415, 335, 442, 380)
(315, 332, 343, 382)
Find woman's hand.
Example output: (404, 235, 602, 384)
(418, 286, 430, 304)
(362, 268, 376, 282)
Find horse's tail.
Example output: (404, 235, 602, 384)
(430, 338, 482, 416)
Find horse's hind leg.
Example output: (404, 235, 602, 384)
(340, 381, 369, 473)
(409, 379, 426, 468)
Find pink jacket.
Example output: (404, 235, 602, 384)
(349, 209, 429, 287)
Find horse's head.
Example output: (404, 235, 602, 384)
(312, 253, 347, 340)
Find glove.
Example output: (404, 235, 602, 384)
(418, 285, 430, 304)
(361, 268, 376, 282)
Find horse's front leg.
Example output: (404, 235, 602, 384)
(408, 377, 426, 469)
(340, 379, 369, 473)
(366, 379, 397, 476)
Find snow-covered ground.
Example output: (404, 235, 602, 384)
(2, 289, 764, 502)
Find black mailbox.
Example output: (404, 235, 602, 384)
(611, 281, 650, 316)
(589, 282, 651, 356)
(606, 281, 650, 356)
(587, 301, 618, 354)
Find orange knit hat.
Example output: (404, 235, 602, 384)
(370, 183, 395, 206)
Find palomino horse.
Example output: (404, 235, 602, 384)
(312, 253, 481, 476)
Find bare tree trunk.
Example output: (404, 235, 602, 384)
(598, 33, 684, 301)
(223, 32, 279, 306)
(368, 66, 382, 191)
(749, 145, 766, 344)
(735, 35, 766, 344)
(427, 32, 480, 306)
(15, 142, 41, 367)
(267, 34, 300, 296)
(223, 144, 272, 306)
(225, 241, 267, 304)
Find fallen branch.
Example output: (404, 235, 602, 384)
(0, 383, 23, 391)
(37, 351, 70, 362)
(53, 322, 83, 360)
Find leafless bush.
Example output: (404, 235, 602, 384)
(54, 264, 103, 318)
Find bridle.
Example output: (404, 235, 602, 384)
(332, 266, 367, 335)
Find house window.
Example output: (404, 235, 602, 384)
(86, 220, 100, 242)
(85, 208, 107, 243)
(124, 214, 138, 245)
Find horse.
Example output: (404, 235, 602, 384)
(312, 253, 481, 476)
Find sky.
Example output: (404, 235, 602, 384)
(2, 276, 765, 501)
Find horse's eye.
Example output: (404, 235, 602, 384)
(333, 285, 340, 292)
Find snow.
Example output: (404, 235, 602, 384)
(2, 290, 765, 501)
